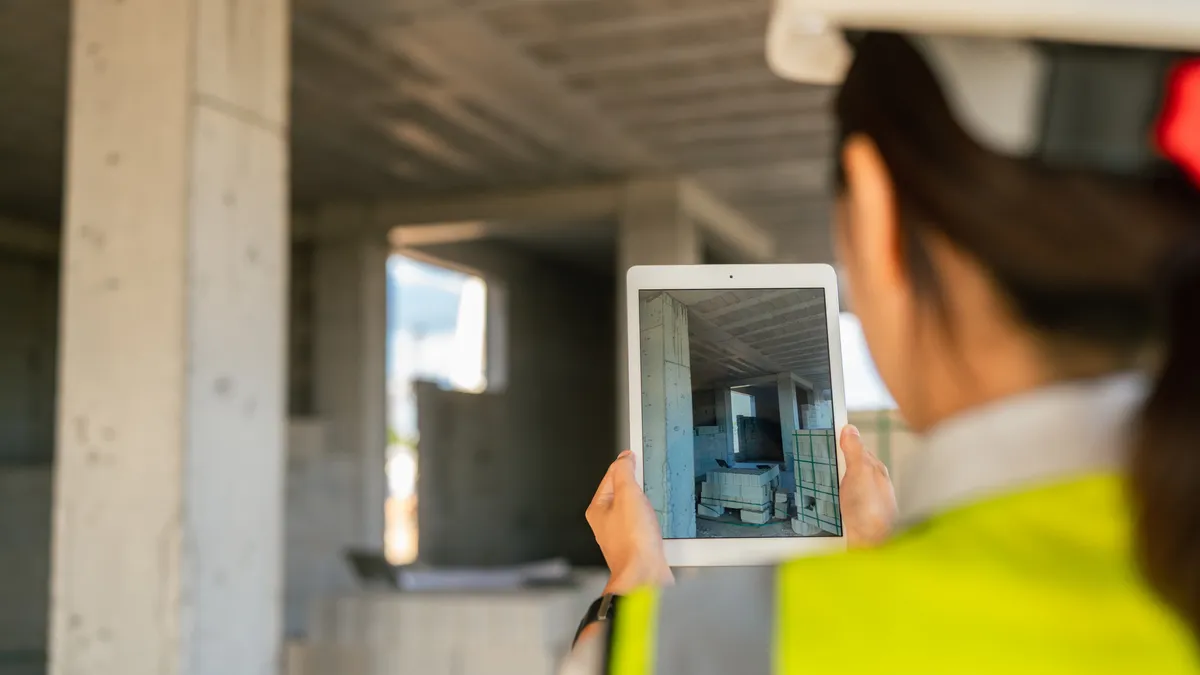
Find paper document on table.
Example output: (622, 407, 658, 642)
(398, 558, 573, 591)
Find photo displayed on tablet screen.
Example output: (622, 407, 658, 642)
(638, 289, 841, 540)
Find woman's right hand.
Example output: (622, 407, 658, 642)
(586, 450, 675, 595)
(839, 425, 898, 547)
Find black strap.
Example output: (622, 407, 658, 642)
(573, 594, 619, 647)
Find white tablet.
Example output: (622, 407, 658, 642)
(626, 264, 849, 567)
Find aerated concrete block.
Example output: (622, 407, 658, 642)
(697, 503, 722, 519)
(740, 485, 771, 504)
(741, 508, 771, 525)
(799, 464, 815, 487)
(791, 518, 821, 536)
(814, 465, 833, 488)
(774, 490, 789, 503)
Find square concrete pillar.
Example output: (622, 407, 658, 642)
(312, 220, 390, 550)
(617, 178, 700, 453)
(777, 373, 801, 478)
(639, 292, 696, 538)
(714, 386, 736, 465)
(51, 1, 288, 674)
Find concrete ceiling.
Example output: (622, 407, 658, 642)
(666, 289, 832, 391)
(0, 0, 835, 260)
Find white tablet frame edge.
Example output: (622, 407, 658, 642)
(626, 264, 849, 567)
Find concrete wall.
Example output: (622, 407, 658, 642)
(0, 251, 57, 465)
(0, 467, 51, 675)
(415, 242, 615, 567)
(289, 242, 316, 417)
(284, 420, 358, 639)
(691, 388, 728, 477)
(0, 242, 335, 650)
(0, 251, 57, 674)
(744, 385, 780, 424)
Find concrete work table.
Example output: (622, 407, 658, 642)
(291, 573, 606, 675)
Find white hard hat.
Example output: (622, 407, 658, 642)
(766, 0, 1200, 184)
(768, 0, 1200, 85)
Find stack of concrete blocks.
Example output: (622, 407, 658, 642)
(802, 400, 834, 430)
(698, 466, 781, 524)
(773, 489, 789, 520)
(791, 429, 842, 536)
(301, 576, 606, 675)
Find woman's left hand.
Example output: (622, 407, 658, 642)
(586, 451, 675, 595)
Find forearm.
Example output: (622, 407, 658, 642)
(561, 623, 608, 675)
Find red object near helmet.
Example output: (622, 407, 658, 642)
(1156, 59, 1200, 186)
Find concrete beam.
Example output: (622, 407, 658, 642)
(376, 15, 663, 172)
(687, 310, 782, 376)
(0, 217, 59, 259)
(311, 181, 625, 240)
(518, 2, 767, 44)
(558, 38, 764, 77)
(680, 179, 775, 263)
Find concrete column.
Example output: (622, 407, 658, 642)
(313, 227, 390, 549)
(616, 178, 701, 453)
(778, 373, 801, 479)
(52, 1, 288, 674)
(714, 386, 736, 465)
(639, 292, 697, 539)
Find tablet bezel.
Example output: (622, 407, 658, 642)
(626, 264, 849, 566)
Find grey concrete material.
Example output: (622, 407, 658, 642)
(51, 2, 288, 674)
(2, 0, 830, 261)
(639, 290, 697, 539)
(414, 242, 615, 567)
(0, 217, 58, 259)
(715, 386, 736, 464)
(778, 373, 801, 475)
(739, 508, 771, 525)
(307, 585, 600, 675)
(666, 288, 834, 391)
(0, 252, 58, 464)
(0, 467, 51, 657)
(288, 242, 317, 417)
(791, 517, 821, 536)
(691, 387, 718, 426)
(312, 235, 389, 550)
(283, 419, 359, 639)
(616, 177, 700, 453)
(696, 503, 722, 519)
(692, 431, 729, 477)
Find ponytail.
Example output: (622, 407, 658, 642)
(1131, 244, 1200, 633)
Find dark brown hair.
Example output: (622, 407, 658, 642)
(835, 33, 1200, 633)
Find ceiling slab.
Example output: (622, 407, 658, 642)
(0, 0, 835, 260)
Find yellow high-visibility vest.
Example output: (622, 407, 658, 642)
(610, 473, 1199, 674)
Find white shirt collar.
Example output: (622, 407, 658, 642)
(896, 372, 1149, 528)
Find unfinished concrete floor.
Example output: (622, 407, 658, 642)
(696, 512, 793, 538)
(694, 510, 841, 538)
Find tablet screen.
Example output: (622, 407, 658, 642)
(638, 288, 842, 540)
